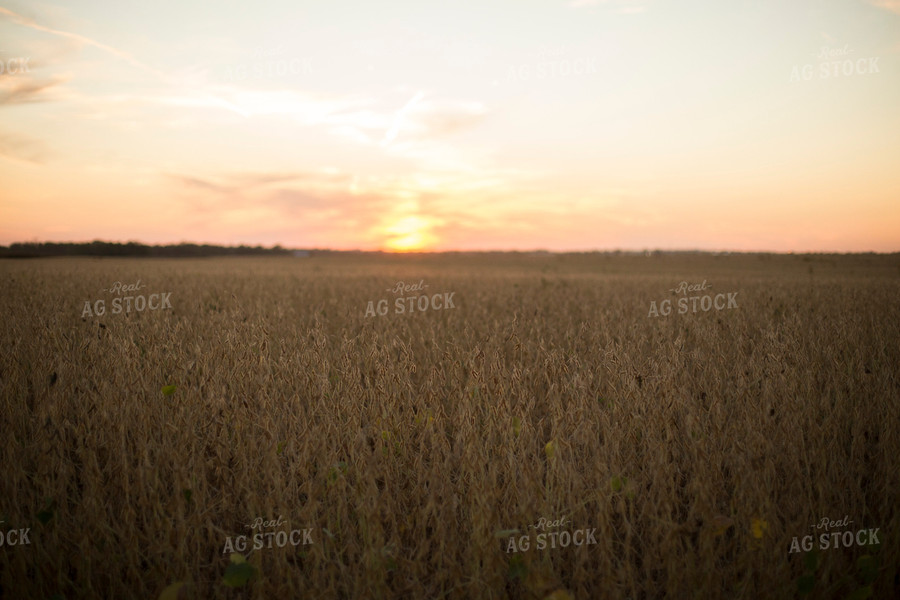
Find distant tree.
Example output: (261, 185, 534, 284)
(0, 241, 294, 258)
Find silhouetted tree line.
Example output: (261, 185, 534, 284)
(0, 241, 294, 258)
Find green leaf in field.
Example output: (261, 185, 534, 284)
(37, 498, 56, 524)
(796, 573, 815, 595)
(508, 554, 528, 580)
(846, 586, 873, 600)
(495, 529, 521, 539)
(161, 384, 177, 396)
(803, 549, 818, 572)
(159, 581, 189, 600)
(223, 553, 256, 588)
(857, 555, 878, 584)
(544, 440, 556, 459)
(611, 476, 627, 493)
(276, 441, 286, 455)
(512, 416, 521, 437)
(182, 488, 192, 504)
(327, 461, 349, 484)
(414, 408, 435, 426)
(751, 518, 768, 539)
(379, 544, 398, 571)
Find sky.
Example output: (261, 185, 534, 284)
(0, 0, 898, 252)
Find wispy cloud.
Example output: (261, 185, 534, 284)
(0, 6, 272, 120)
(168, 174, 237, 195)
(166, 167, 402, 246)
(168, 169, 352, 198)
(417, 100, 488, 138)
(0, 75, 67, 105)
(0, 130, 49, 164)
(382, 90, 425, 147)
(325, 93, 489, 171)
(0, 7, 168, 80)
(164, 163, 530, 250)
(868, 0, 900, 15)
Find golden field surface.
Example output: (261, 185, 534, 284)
(1, 252, 898, 599)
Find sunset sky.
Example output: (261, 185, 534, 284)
(1, 0, 898, 252)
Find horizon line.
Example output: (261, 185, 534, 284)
(2, 240, 898, 256)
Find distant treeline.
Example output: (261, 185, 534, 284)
(0, 241, 295, 258)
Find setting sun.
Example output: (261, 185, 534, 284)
(382, 216, 438, 252)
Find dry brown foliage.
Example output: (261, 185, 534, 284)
(1, 253, 898, 599)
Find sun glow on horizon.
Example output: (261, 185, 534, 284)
(381, 215, 439, 252)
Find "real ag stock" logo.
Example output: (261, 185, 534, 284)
(789, 515, 881, 553)
(364, 279, 457, 317)
(648, 280, 738, 318)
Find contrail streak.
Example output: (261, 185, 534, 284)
(382, 90, 424, 147)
